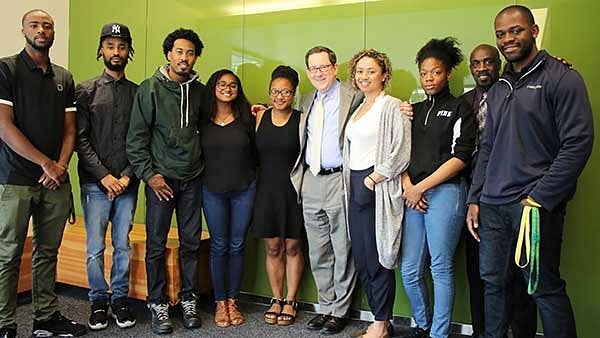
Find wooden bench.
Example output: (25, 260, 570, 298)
(19, 218, 211, 304)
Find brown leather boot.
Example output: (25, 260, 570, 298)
(227, 299, 245, 326)
(215, 300, 230, 328)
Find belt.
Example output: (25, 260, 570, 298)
(318, 166, 342, 175)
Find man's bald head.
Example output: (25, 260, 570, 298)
(469, 44, 501, 89)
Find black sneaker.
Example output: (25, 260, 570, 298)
(32, 311, 87, 337)
(179, 293, 201, 329)
(401, 326, 431, 338)
(0, 327, 16, 338)
(111, 298, 136, 328)
(88, 300, 109, 330)
(148, 303, 172, 334)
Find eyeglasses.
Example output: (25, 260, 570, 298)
(217, 81, 239, 90)
(307, 64, 333, 74)
(269, 88, 294, 97)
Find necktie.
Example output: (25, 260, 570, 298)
(477, 92, 488, 134)
(309, 96, 324, 176)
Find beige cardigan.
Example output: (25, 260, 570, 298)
(342, 94, 411, 269)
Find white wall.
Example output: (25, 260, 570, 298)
(0, 0, 69, 67)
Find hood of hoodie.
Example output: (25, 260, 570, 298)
(154, 64, 200, 128)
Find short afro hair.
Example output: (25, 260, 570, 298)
(415, 37, 463, 70)
(162, 28, 204, 60)
(496, 5, 535, 26)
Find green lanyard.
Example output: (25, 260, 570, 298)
(515, 200, 541, 294)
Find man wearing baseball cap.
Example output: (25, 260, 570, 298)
(75, 22, 138, 331)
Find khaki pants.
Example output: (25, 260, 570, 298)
(0, 183, 71, 329)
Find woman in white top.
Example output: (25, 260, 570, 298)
(343, 49, 411, 338)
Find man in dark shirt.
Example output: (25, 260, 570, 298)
(75, 22, 138, 331)
(461, 44, 536, 338)
(467, 5, 594, 338)
(0, 9, 86, 338)
(127, 28, 205, 335)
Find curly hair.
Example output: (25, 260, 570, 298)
(205, 69, 251, 126)
(348, 49, 392, 90)
(162, 28, 204, 60)
(415, 37, 463, 70)
(270, 65, 299, 91)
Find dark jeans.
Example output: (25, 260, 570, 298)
(466, 229, 537, 338)
(202, 181, 256, 301)
(479, 202, 576, 338)
(348, 168, 395, 321)
(145, 175, 202, 304)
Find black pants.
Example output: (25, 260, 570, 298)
(145, 175, 203, 304)
(466, 230, 538, 337)
(348, 168, 395, 321)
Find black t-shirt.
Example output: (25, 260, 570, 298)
(0, 49, 76, 185)
(200, 117, 256, 193)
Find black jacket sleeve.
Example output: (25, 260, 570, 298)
(451, 99, 476, 164)
(75, 81, 110, 180)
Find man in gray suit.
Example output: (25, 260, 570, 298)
(290, 46, 362, 335)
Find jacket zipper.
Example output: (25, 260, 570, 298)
(424, 96, 435, 126)
(500, 59, 544, 98)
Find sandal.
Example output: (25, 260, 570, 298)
(227, 298, 245, 326)
(215, 300, 231, 328)
(277, 299, 298, 326)
(264, 298, 283, 325)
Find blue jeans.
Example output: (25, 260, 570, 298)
(81, 183, 138, 303)
(145, 175, 203, 304)
(401, 181, 466, 338)
(202, 181, 256, 301)
(479, 202, 576, 338)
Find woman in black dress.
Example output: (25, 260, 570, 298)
(253, 66, 303, 326)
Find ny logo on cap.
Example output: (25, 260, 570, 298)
(112, 24, 121, 34)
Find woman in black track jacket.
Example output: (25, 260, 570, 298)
(399, 37, 476, 338)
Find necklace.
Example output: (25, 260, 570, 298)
(216, 112, 232, 126)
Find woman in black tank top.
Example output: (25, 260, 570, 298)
(252, 66, 304, 326)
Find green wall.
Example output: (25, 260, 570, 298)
(68, 0, 600, 336)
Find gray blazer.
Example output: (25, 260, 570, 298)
(290, 81, 363, 200)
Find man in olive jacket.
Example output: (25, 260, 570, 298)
(126, 28, 206, 335)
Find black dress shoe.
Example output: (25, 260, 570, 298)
(307, 314, 331, 331)
(321, 315, 349, 335)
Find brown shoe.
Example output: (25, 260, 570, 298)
(215, 300, 230, 328)
(227, 299, 244, 326)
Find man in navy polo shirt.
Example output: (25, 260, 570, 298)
(0, 9, 87, 338)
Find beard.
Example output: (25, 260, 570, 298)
(502, 39, 535, 64)
(103, 56, 128, 72)
(25, 35, 54, 52)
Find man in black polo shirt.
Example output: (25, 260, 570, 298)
(0, 9, 87, 338)
(75, 23, 138, 331)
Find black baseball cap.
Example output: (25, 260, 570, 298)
(100, 23, 132, 41)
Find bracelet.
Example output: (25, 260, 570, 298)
(367, 175, 377, 185)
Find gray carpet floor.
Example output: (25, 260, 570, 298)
(14, 284, 470, 338)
